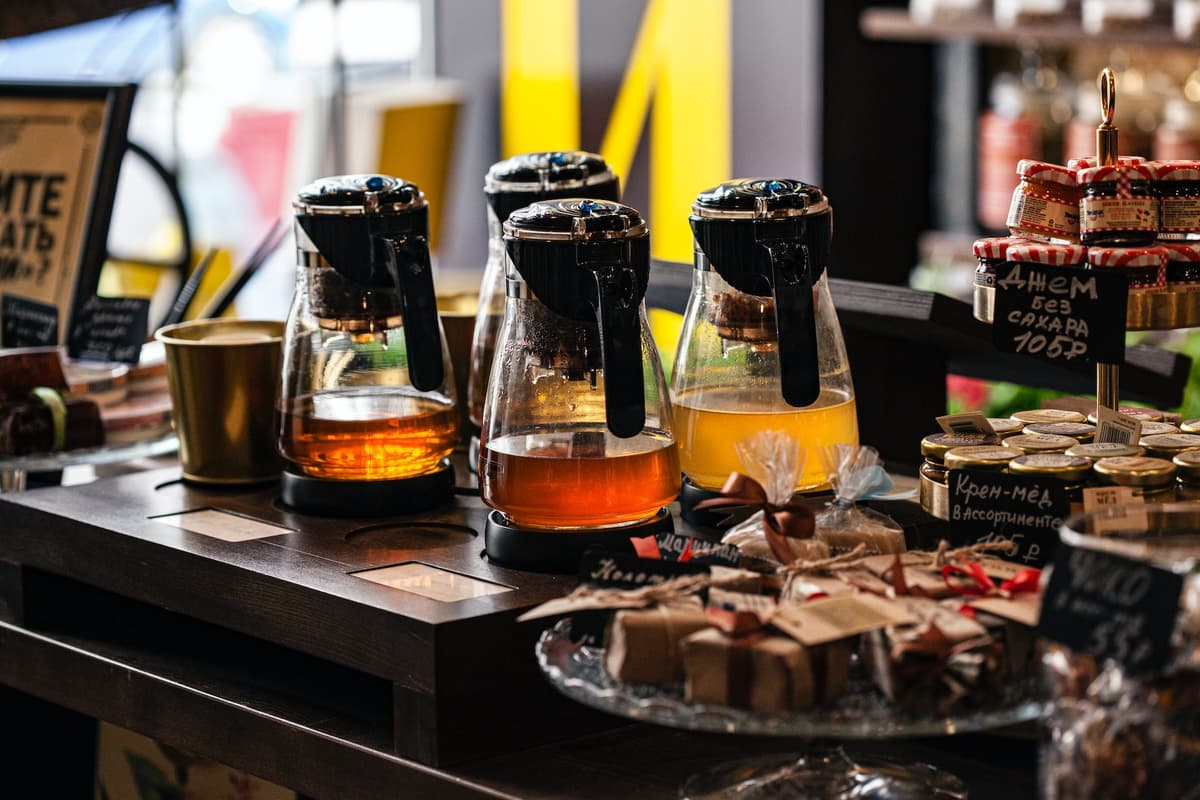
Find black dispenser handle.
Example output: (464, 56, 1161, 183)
(381, 235, 444, 392)
(763, 239, 820, 407)
(588, 264, 645, 438)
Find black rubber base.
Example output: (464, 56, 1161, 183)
(678, 477, 728, 528)
(484, 508, 674, 574)
(279, 461, 455, 517)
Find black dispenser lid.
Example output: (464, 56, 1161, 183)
(292, 174, 443, 392)
(504, 199, 649, 438)
(485, 152, 619, 223)
(293, 174, 429, 288)
(690, 179, 832, 408)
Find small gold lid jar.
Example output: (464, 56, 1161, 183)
(1011, 408, 1087, 425)
(1024, 421, 1096, 443)
(1173, 450, 1200, 485)
(1181, 418, 1200, 434)
(1003, 433, 1079, 455)
(1066, 441, 1145, 460)
(944, 445, 1018, 471)
(1138, 433, 1200, 460)
(1088, 407, 1164, 424)
(1009, 453, 1091, 483)
(921, 432, 1001, 464)
(986, 418, 1025, 437)
(1139, 421, 1181, 436)
(1093, 456, 1176, 488)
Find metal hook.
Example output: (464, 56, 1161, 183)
(1099, 68, 1116, 126)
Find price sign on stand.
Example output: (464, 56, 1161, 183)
(1039, 541, 1183, 674)
(947, 468, 1070, 567)
(992, 262, 1128, 365)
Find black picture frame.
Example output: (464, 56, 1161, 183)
(0, 80, 136, 348)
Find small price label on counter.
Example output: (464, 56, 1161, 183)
(992, 262, 1128, 365)
(67, 295, 150, 364)
(1, 293, 58, 348)
(947, 468, 1070, 567)
(1039, 542, 1183, 674)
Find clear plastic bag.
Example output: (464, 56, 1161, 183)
(718, 431, 828, 566)
(814, 445, 906, 556)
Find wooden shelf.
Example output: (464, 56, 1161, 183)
(860, 6, 1195, 48)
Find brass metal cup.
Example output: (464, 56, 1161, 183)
(155, 319, 285, 484)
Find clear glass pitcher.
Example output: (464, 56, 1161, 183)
(670, 178, 857, 492)
(479, 199, 679, 529)
(278, 174, 458, 481)
(466, 152, 619, 429)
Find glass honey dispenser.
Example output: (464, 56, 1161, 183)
(478, 199, 679, 572)
(670, 179, 857, 517)
(467, 152, 619, 447)
(278, 175, 459, 515)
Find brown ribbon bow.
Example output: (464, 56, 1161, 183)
(694, 472, 816, 565)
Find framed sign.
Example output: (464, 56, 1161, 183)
(0, 81, 135, 348)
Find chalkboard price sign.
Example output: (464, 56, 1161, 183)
(67, 294, 149, 364)
(1039, 542, 1184, 674)
(947, 468, 1070, 567)
(992, 262, 1128, 366)
(1, 293, 58, 348)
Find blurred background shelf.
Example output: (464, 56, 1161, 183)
(861, 6, 1199, 48)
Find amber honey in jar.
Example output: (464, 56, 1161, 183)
(1007, 160, 1081, 242)
(1138, 433, 1200, 460)
(1078, 163, 1159, 246)
(1087, 406, 1164, 424)
(919, 432, 1001, 519)
(1092, 455, 1177, 502)
(1010, 408, 1088, 425)
(1024, 421, 1096, 443)
(1174, 449, 1200, 499)
(1139, 421, 1181, 436)
(1066, 441, 1145, 461)
(1003, 433, 1079, 455)
(1008, 453, 1090, 497)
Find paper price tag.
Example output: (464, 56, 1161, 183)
(1095, 405, 1142, 446)
(771, 593, 917, 646)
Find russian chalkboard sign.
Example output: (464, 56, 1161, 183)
(1039, 542, 1183, 674)
(947, 468, 1070, 567)
(1, 293, 58, 348)
(67, 295, 149, 364)
(992, 262, 1128, 366)
(568, 549, 708, 646)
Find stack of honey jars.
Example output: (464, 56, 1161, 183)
(920, 408, 1200, 519)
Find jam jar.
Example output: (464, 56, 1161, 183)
(1160, 242, 1200, 292)
(1078, 163, 1159, 246)
(1007, 160, 1081, 242)
(1092, 455, 1177, 502)
(1008, 454, 1090, 507)
(973, 235, 1030, 323)
(1066, 155, 1146, 171)
(1086, 246, 1168, 293)
(987, 417, 1025, 437)
(1152, 160, 1200, 240)
(1183, 418, 1200, 433)
(1006, 242, 1087, 275)
(1087, 406, 1164, 424)
(1139, 421, 1181, 436)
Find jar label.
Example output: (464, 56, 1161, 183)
(1160, 196, 1200, 232)
(1007, 191, 1079, 238)
(1081, 196, 1158, 232)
